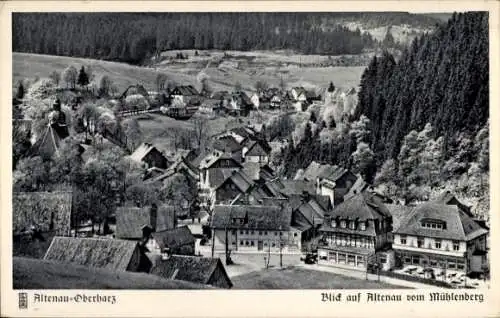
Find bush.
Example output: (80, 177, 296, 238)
(124, 94, 149, 111)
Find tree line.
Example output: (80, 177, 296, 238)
(279, 12, 489, 210)
(13, 13, 378, 64)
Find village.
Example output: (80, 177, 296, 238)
(11, 62, 490, 291)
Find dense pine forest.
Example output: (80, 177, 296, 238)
(12, 12, 442, 65)
(281, 12, 489, 212)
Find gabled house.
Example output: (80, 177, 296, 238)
(44, 236, 152, 273)
(242, 138, 272, 165)
(297, 161, 358, 206)
(214, 170, 255, 205)
(130, 143, 169, 170)
(211, 204, 300, 252)
(317, 192, 393, 271)
(150, 255, 233, 289)
(213, 136, 245, 163)
(170, 85, 200, 106)
(146, 226, 196, 256)
(241, 162, 275, 182)
(115, 204, 177, 241)
(198, 151, 243, 207)
(13, 191, 73, 237)
(392, 201, 489, 275)
(250, 93, 260, 109)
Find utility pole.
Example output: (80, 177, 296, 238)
(279, 225, 283, 268)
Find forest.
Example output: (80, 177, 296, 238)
(280, 12, 489, 212)
(12, 13, 401, 64)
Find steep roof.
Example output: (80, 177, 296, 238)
(299, 161, 349, 183)
(129, 143, 160, 163)
(211, 205, 292, 231)
(213, 136, 244, 153)
(244, 139, 272, 156)
(12, 191, 72, 236)
(331, 192, 391, 220)
(275, 180, 315, 196)
(115, 205, 176, 239)
(385, 204, 415, 232)
(172, 85, 199, 96)
(217, 170, 255, 193)
(208, 168, 238, 189)
(151, 256, 232, 287)
(151, 226, 195, 250)
(30, 125, 62, 160)
(435, 191, 474, 217)
(211, 91, 231, 100)
(44, 237, 139, 271)
(395, 202, 488, 241)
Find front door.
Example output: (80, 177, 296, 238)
(258, 240, 263, 251)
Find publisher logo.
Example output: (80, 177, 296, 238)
(18, 292, 28, 309)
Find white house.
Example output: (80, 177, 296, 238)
(210, 205, 302, 253)
(392, 202, 489, 275)
(250, 93, 260, 109)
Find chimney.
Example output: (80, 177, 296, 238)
(150, 203, 158, 231)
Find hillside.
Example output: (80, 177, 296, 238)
(13, 52, 365, 95)
(13, 257, 212, 289)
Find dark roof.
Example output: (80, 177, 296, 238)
(172, 85, 199, 96)
(300, 161, 349, 182)
(30, 125, 62, 160)
(151, 226, 195, 250)
(208, 168, 238, 189)
(244, 139, 272, 156)
(330, 192, 391, 221)
(275, 180, 315, 196)
(12, 191, 72, 236)
(385, 204, 415, 232)
(115, 205, 176, 239)
(241, 162, 261, 180)
(211, 91, 231, 100)
(213, 136, 244, 153)
(395, 202, 488, 241)
(151, 256, 232, 287)
(44, 237, 138, 271)
(435, 191, 474, 217)
(211, 205, 292, 230)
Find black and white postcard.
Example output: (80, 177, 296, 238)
(1, 1, 498, 317)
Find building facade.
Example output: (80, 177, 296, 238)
(317, 193, 393, 271)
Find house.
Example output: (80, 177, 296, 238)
(170, 85, 200, 105)
(435, 190, 474, 217)
(241, 162, 275, 182)
(210, 204, 301, 252)
(317, 192, 394, 271)
(270, 95, 282, 108)
(242, 138, 272, 165)
(392, 201, 489, 275)
(213, 136, 245, 163)
(213, 126, 257, 143)
(198, 151, 243, 206)
(146, 226, 196, 256)
(129, 143, 169, 170)
(44, 236, 152, 273)
(13, 191, 73, 237)
(296, 161, 358, 206)
(150, 255, 233, 289)
(214, 170, 255, 205)
(115, 204, 177, 241)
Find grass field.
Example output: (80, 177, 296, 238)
(13, 52, 366, 95)
(13, 257, 212, 289)
(231, 267, 408, 289)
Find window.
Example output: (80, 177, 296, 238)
(232, 241, 236, 245)
(272, 242, 276, 247)
(412, 256, 420, 265)
(294, 233, 297, 237)
(435, 240, 442, 249)
(400, 236, 407, 245)
(251, 230, 255, 235)
(347, 255, 356, 265)
(453, 241, 460, 251)
(259, 231, 262, 236)
(275, 232, 278, 236)
(341, 220, 346, 228)
(430, 259, 437, 267)
(431, 223, 436, 229)
(338, 254, 346, 264)
(245, 230, 249, 235)
(245, 241, 249, 246)
(279, 232, 283, 236)
(448, 261, 456, 269)
(264, 242, 268, 246)
(264, 231, 268, 235)
(331, 220, 337, 228)
(360, 222, 366, 231)
(251, 241, 255, 246)
(417, 237, 424, 248)
(379, 257, 387, 264)
(457, 263, 465, 270)
(232, 230, 236, 235)
(404, 257, 411, 264)
(240, 219, 244, 224)
(349, 221, 356, 230)
(240, 230, 244, 235)
(240, 240, 244, 245)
